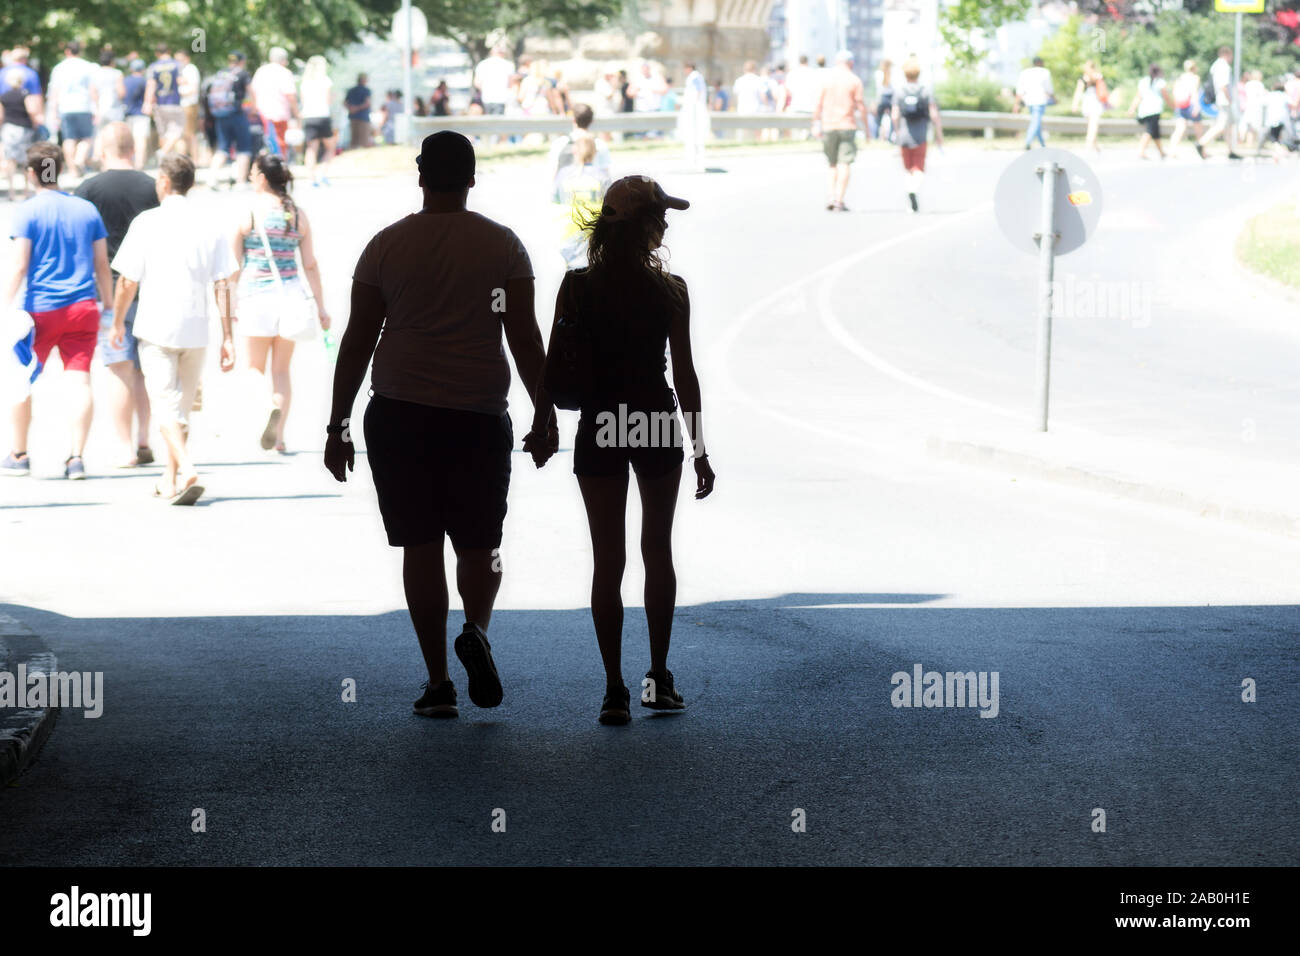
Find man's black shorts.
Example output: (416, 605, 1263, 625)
(364, 394, 513, 549)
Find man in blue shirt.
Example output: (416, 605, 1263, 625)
(144, 43, 184, 155)
(2, 142, 113, 479)
(344, 74, 372, 149)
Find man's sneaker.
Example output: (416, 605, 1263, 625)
(1195, 143, 1206, 159)
(1227, 152, 1244, 161)
(641, 669, 686, 711)
(413, 680, 458, 718)
(599, 685, 631, 725)
(65, 456, 86, 480)
(454, 622, 503, 708)
(908, 192, 919, 213)
(136, 446, 155, 465)
(2, 452, 30, 476)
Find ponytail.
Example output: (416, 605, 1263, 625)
(254, 153, 296, 228)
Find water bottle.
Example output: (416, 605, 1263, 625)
(323, 329, 338, 364)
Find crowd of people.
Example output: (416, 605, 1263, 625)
(1015, 48, 1300, 160)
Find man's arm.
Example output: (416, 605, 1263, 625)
(92, 238, 113, 309)
(213, 276, 235, 371)
(143, 72, 156, 114)
(324, 280, 385, 481)
(500, 276, 548, 409)
(4, 238, 31, 308)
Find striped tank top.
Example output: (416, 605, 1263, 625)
(242, 202, 302, 291)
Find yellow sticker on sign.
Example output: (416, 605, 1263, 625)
(1215, 0, 1265, 12)
(1067, 190, 1093, 207)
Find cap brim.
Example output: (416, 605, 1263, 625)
(663, 195, 690, 211)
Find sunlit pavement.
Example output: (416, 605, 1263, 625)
(1, 144, 1297, 864)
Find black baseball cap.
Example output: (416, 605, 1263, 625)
(417, 131, 475, 191)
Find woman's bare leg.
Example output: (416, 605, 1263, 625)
(578, 472, 630, 688)
(637, 464, 682, 673)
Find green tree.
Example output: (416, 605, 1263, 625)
(940, 0, 1034, 71)
(420, 0, 623, 66)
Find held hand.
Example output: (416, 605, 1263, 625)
(693, 456, 715, 500)
(318, 311, 331, 331)
(324, 432, 354, 482)
(522, 427, 558, 469)
(219, 335, 236, 372)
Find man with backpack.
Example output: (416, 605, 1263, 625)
(323, 131, 557, 718)
(891, 57, 944, 213)
(206, 52, 252, 187)
(1196, 46, 1242, 160)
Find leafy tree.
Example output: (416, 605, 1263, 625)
(940, 0, 1034, 71)
(420, 0, 622, 66)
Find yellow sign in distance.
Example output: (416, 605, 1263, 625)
(1214, 0, 1265, 13)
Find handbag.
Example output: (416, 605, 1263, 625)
(542, 271, 593, 411)
(254, 209, 317, 342)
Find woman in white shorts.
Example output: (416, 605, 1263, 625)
(229, 154, 330, 452)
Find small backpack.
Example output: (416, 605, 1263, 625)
(542, 271, 593, 410)
(900, 84, 929, 119)
(207, 69, 238, 113)
(1201, 74, 1216, 106)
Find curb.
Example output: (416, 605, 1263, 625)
(927, 436, 1300, 539)
(0, 613, 58, 787)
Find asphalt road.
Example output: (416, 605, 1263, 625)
(1, 141, 1297, 865)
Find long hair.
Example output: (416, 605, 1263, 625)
(576, 203, 686, 312)
(255, 153, 296, 230)
(303, 55, 328, 86)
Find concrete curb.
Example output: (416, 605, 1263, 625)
(927, 436, 1300, 540)
(0, 613, 58, 787)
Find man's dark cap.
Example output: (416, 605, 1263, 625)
(417, 131, 475, 189)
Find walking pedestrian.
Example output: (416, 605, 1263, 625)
(206, 52, 253, 187)
(299, 55, 335, 186)
(109, 154, 237, 504)
(1, 65, 43, 201)
(324, 131, 557, 718)
(229, 154, 329, 453)
(1196, 46, 1241, 160)
(1130, 64, 1173, 160)
(344, 73, 373, 148)
(2, 142, 112, 479)
(250, 47, 298, 159)
(1169, 60, 1204, 154)
(1071, 60, 1107, 155)
(144, 43, 185, 157)
(812, 50, 867, 212)
(529, 174, 715, 724)
(1015, 57, 1054, 149)
(891, 57, 944, 213)
(48, 40, 99, 180)
(75, 121, 158, 468)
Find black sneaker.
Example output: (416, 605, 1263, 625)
(1227, 152, 1244, 161)
(908, 192, 919, 212)
(598, 685, 631, 725)
(413, 680, 458, 718)
(1195, 143, 1206, 159)
(454, 622, 503, 708)
(136, 446, 155, 465)
(65, 456, 86, 480)
(641, 669, 686, 711)
(2, 452, 30, 476)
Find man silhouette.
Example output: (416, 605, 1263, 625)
(324, 131, 557, 718)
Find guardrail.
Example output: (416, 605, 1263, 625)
(410, 109, 1164, 139)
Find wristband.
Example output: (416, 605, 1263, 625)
(325, 424, 347, 435)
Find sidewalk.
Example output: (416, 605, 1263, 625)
(928, 421, 1300, 538)
(0, 613, 58, 787)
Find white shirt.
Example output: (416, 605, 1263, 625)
(49, 56, 97, 114)
(300, 75, 332, 119)
(112, 194, 237, 349)
(251, 62, 296, 122)
(353, 211, 533, 416)
(1136, 77, 1166, 118)
(474, 56, 514, 106)
(179, 62, 201, 107)
(1210, 58, 1232, 101)
(733, 72, 766, 112)
(785, 65, 819, 112)
(1016, 66, 1054, 107)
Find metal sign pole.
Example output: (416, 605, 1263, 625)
(1034, 162, 1060, 432)
(402, 0, 414, 145)
(1233, 12, 1242, 128)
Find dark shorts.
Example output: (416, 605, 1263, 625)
(303, 117, 333, 141)
(1139, 114, 1161, 139)
(214, 110, 252, 154)
(1176, 105, 1199, 121)
(574, 398, 685, 480)
(363, 394, 513, 550)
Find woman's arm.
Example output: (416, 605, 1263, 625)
(295, 207, 330, 329)
(667, 279, 714, 499)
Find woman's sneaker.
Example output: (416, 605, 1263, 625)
(454, 622, 503, 708)
(598, 685, 631, 725)
(2, 452, 30, 476)
(641, 669, 686, 711)
(413, 680, 458, 718)
(64, 456, 86, 480)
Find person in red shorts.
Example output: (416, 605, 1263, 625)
(891, 57, 944, 214)
(2, 141, 112, 478)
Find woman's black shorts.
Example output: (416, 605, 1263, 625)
(574, 399, 684, 479)
(364, 394, 513, 549)
(303, 117, 334, 142)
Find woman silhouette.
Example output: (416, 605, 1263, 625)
(527, 175, 715, 725)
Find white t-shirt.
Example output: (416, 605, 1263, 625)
(474, 56, 514, 107)
(112, 195, 237, 349)
(251, 62, 297, 122)
(1016, 66, 1054, 107)
(49, 56, 98, 114)
(785, 65, 819, 112)
(353, 211, 534, 415)
(733, 72, 766, 112)
(300, 75, 332, 119)
(1210, 58, 1232, 101)
(178, 63, 201, 107)
(1136, 77, 1166, 118)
